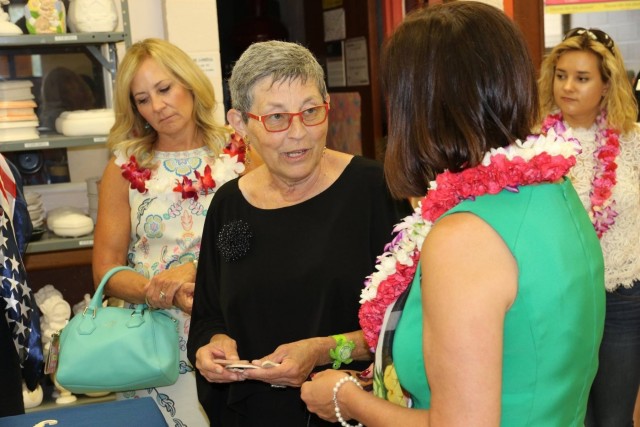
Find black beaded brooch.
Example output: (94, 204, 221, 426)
(216, 219, 253, 262)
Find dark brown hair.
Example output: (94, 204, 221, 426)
(382, 1, 538, 198)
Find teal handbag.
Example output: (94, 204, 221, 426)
(55, 266, 180, 393)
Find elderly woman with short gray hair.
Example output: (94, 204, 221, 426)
(187, 40, 411, 426)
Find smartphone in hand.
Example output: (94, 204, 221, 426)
(212, 359, 279, 372)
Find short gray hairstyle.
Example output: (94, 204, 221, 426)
(228, 40, 328, 117)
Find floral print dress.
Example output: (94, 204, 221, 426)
(114, 146, 243, 427)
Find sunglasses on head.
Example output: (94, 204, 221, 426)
(563, 27, 615, 53)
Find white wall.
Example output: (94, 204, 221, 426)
(474, 0, 504, 9)
(128, 0, 165, 41)
(163, 0, 224, 124)
(572, 10, 640, 77)
(544, 13, 563, 48)
(125, 0, 224, 123)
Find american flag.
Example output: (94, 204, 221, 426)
(0, 157, 43, 390)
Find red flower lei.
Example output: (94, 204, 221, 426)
(223, 132, 247, 164)
(120, 134, 246, 201)
(541, 111, 620, 238)
(359, 133, 579, 351)
(172, 164, 216, 201)
(120, 155, 151, 193)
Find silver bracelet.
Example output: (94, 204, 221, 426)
(332, 375, 363, 427)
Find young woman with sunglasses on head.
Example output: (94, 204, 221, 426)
(539, 27, 640, 427)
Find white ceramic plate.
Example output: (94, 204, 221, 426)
(24, 192, 41, 205)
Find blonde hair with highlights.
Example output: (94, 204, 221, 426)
(538, 34, 638, 134)
(108, 38, 230, 168)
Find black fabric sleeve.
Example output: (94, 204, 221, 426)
(187, 183, 229, 364)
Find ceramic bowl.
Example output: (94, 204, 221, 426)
(30, 227, 46, 242)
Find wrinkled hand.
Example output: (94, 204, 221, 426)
(173, 282, 194, 314)
(195, 334, 244, 383)
(144, 262, 195, 310)
(241, 339, 321, 387)
(301, 369, 354, 422)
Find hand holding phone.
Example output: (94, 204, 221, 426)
(212, 359, 280, 372)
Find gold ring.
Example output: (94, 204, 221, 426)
(159, 291, 166, 300)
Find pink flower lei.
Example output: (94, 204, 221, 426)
(358, 131, 580, 351)
(541, 110, 619, 238)
(120, 134, 246, 201)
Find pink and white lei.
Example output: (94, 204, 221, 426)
(541, 110, 620, 238)
(359, 130, 580, 351)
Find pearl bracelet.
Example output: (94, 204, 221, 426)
(332, 375, 363, 427)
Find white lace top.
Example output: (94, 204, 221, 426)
(568, 123, 640, 291)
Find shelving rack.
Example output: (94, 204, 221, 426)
(0, 2, 131, 256)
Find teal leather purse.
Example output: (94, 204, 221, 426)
(55, 266, 179, 393)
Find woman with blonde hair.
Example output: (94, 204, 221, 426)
(108, 38, 233, 168)
(93, 38, 246, 426)
(538, 27, 640, 427)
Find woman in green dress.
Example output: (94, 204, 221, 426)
(301, 3, 605, 426)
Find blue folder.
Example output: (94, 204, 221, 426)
(0, 397, 167, 427)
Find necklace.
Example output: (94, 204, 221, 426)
(358, 131, 579, 351)
(120, 135, 246, 201)
(541, 110, 620, 238)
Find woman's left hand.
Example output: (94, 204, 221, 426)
(301, 369, 355, 422)
(241, 339, 322, 387)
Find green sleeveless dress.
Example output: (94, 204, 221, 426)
(392, 179, 605, 426)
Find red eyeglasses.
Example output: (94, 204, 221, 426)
(245, 103, 330, 132)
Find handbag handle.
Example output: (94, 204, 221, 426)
(85, 265, 137, 317)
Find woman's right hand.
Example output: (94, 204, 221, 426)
(173, 282, 194, 315)
(195, 334, 245, 383)
(144, 262, 196, 310)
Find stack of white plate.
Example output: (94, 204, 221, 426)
(25, 191, 45, 229)
(86, 176, 100, 223)
(0, 81, 40, 142)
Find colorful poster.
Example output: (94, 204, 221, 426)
(545, 0, 640, 13)
(546, 0, 619, 4)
